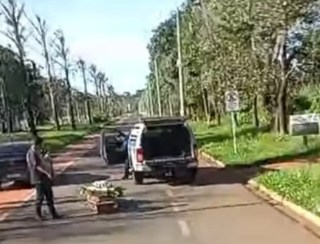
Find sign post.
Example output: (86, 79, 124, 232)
(225, 91, 240, 154)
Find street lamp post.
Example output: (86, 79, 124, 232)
(154, 56, 162, 117)
(176, 8, 185, 117)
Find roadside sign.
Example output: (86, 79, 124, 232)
(225, 90, 240, 154)
(289, 114, 320, 136)
(225, 91, 240, 112)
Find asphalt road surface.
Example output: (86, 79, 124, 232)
(0, 118, 320, 243)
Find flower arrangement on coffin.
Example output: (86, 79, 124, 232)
(80, 180, 125, 214)
(80, 180, 125, 200)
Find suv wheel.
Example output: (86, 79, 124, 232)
(133, 172, 144, 185)
(184, 168, 198, 184)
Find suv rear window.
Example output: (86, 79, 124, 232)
(142, 124, 191, 159)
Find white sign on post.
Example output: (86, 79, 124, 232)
(225, 90, 240, 154)
(225, 91, 240, 112)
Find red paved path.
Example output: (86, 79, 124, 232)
(0, 135, 97, 221)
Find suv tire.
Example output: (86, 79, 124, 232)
(133, 172, 144, 185)
(183, 168, 198, 184)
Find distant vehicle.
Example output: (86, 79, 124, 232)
(127, 117, 198, 185)
(0, 141, 32, 188)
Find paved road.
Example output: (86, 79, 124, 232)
(1, 121, 320, 243)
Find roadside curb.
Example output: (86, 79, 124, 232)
(199, 151, 320, 228)
(199, 150, 225, 168)
(247, 179, 320, 228)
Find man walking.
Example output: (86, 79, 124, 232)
(26, 137, 60, 220)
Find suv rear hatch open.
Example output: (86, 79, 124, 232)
(141, 117, 192, 162)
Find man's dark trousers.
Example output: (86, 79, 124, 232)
(123, 158, 130, 179)
(35, 178, 57, 218)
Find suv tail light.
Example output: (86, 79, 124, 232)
(136, 148, 144, 163)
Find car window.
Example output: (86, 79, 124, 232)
(0, 143, 30, 156)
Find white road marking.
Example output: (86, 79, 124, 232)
(166, 189, 174, 197)
(170, 202, 180, 212)
(166, 188, 191, 237)
(178, 219, 191, 237)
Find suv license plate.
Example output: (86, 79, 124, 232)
(7, 173, 21, 179)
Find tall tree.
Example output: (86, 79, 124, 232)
(89, 64, 101, 112)
(30, 15, 61, 130)
(53, 29, 76, 130)
(1, 0, 37, 137)
(77, 58, 93, 124)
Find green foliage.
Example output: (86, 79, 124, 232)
(258, 166, 320, 214)
(142, 0, 320, 134)
(92, 114, 109, 124)
(0, 124, 99, 152)
(80, 180, 125, 199)
(192, 121, 320, 165)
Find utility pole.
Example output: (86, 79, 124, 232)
(154, 57, 162, 116)
(148, 82, 154, 116)
(176, 8, 185, 117)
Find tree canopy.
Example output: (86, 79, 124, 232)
(142, 0, 320, 134)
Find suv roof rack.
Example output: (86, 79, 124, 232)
(139, 116, 187, 126)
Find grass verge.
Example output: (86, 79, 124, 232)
(0, 124, 101, 152)
(257, 165, 320, 215)
(192, 120, 320, 166)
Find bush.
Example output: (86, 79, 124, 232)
(93, 114, 109, 124)
(192, 121, 313, 166)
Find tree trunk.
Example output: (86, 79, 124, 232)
(8, 109, 13, 133)
(202, 88, 210, 123)
(168, 96, 173, 116)
(274, 28, 289, 135)
(252, 94, 260, 128)
(277, 91, 288, 134)
(86, 99, 93, 124)
(49, 82, 61, 130)
(99, 84, 104, 113)
(212, 97, 221, 125)
(65, 68, 76, 130)
(75, 99, 81, 123)
(81, 67, 92, 124)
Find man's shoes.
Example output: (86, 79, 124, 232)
(52, 214, 63, 220)
(36, 215, 44, 221)
(122, 176, 129, 180)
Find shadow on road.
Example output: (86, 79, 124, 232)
(192, 166, 276, 187)
(54, 173, 109, 187)
(0, 195, 84, 212)
(0, 198, 269, 240)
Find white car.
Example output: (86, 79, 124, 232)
(127, 117, 198, 185)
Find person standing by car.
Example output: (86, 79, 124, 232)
(26, 137, 60, 220)
(121, 135, 130, 180)
(115, 130, 130, 179)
